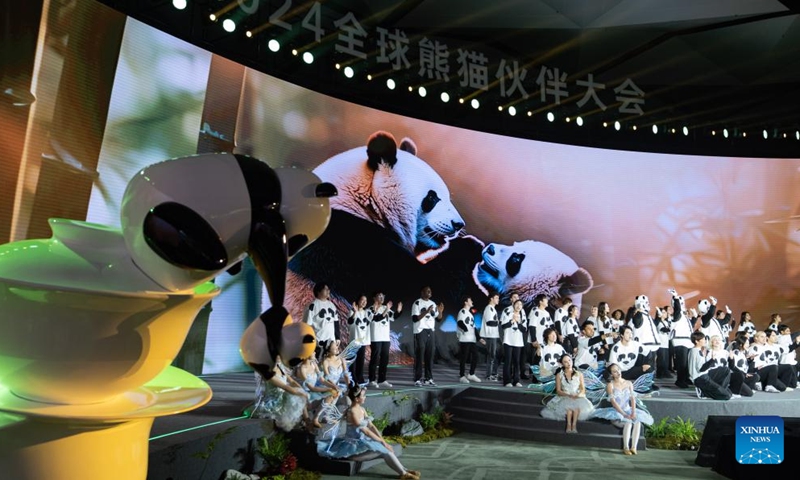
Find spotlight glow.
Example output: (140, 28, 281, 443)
(796, 131, 799, 140)
(614, 121, 621, 131)
(576, 116, 583, 126)
(547, 112, 555, 122)
(209, 13, 217, 21)
(471, 98, 480, 109)
(603, 122, 608, 127)
(671, 128, 676, 134)
(267, 39, 280, 52)
(652, 125, 658, 134)
(222, 19, 236, 32)
(367, 74, 372, 80)
(418, 86, 427, 97)
(508, 106, 517, 116)
(440, 92, 450, 103)
(173, 0, 187, 10)
(408, 86, 413, 92)
(291, 49, 298, 56)
(527, 111, 532, 117)
(386, 78, 396, 90)
(302, 51, 314, 64)
(335, 63, 341, 69)
(712, 130, 716, 136)
(498, 106, 503, 112)
(632, 125, 637, 131)
(763, 129, 768, 139)
(566, 117, 571, 123)
(743, 132, 747, 138)
(723, 128, 729, 138)
(683, 126, 689, 136)
(344, 66, 354, 78)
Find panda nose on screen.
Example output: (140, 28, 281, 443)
(486, 244, 495, 255)
(452, 219, 465, 231)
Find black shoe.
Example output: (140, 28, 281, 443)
(675, 382, 689, 389)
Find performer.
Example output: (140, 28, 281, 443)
(347, 295, 370, 385)
(728, 335, 759, 397)
(777, 324, 800, 390)
(608, 325, 655, 392)
(654, 305, 673, 378)
(583, 304, 599, 329)
(595, 302, 616, 361)
(317, 385, 421, 480)
(747, 330, 786, 392)
(560, 304, 582, 355)
(540, 354, 595, 433)
(627, 295, 661, 381)
(322, 340, 353, 393)
(250, 359, 309, 432)
(697, 296, 727, 340)
(592, 363, 654, 455)
(304, 282, 340, 361)
(367, 291, 401, 388)
(737, 311, 756, 338)
(411, 286, 444, 387)
(553, 297, 573, 345)
(528, 293, 553, 364)
(575, 321, 613, 371)
(501, 299, 527, 387)
(768, 328, 798, 390)
(668, 289, 699, 388)
(457, 296, 481, 383)
(688, 332, 732, 400)
(537, 328, 567, 379)
(766, 313, 782, 334)
(479, 292, 501, 381)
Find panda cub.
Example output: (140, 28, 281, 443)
(473, 240, 593, 310)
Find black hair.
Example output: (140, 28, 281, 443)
(347, 384, 365, 403)
(542, 327, 557, 343)
(313, 282, 329, 297)
(778, 324, 791, 334)
(691, 331, 706, 344)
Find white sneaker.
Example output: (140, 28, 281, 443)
(765, 385, 780, 393)
(367, 381, 379, 388)
(731, 394, 742, 399)
(505, 383, 513, 387)
(414, 380, 424, 387)
(378, 381, 393, 388)
(755, 383, 763, 391)
(467, 374, 482, 383)
(425, 379, 437, 386)
(785, 387, 795, 392)
(514, 382, 523, 387)
(459, 376, 470, 384)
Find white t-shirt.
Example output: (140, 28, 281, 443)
(539, 343, 566, 376)
(729, 348, 750, 374)
(348, 308, 371, 344)
(737, 321, 756, 337)
(500, 308, 526, 347)
(747, 343, 772, 369)
(528, 307, 553, 345)
(457, 308, 477, 343)
(609, 341, 644, 372)
(303, 298, 338, 342)
(367, 304, 395, 343)
(479, 305, 499, 339)
(411, 298, 438, 334)
(671, 313, 695, 349)
(575, 334, 603, 369)
(778, 334, 797, 365)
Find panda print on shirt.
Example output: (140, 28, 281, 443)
(304, 299, 339, 343)
(731, 350, 749, 373)
(530, 309, 553, 344)
(611, 343, 642, 371)
(348, 308, 371, 344)
(540, 343, 566, 375)
(763, 346, 782, 365)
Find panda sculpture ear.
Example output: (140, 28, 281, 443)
(366, 131, 398, 171)
(558, 268, 594, 296)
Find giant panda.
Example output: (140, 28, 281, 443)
(473, 240, 594, 310)
(286, 131, 466, 353)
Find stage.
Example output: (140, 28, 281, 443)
(146, 364, 800, 479)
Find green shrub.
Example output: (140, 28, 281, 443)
(645, 416, 701, 450)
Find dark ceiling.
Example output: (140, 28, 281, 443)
(98, 1, 800, 157)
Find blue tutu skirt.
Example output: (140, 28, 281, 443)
(592, 406, 654, 426)
(541, 395, 595, 421)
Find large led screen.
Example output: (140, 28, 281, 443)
(3, 1, 800, 373)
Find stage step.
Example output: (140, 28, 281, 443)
(447, 387, 646, 450)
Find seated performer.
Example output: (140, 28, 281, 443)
(540, 354, 595, 433)
(688, 332, 732, 400)
(592, 363, 654, 455)
(608, 325, 655, 392)
(317, 385, 421, 480)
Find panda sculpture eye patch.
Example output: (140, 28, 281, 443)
(143, 202, 228, 270)
(506, 253, 526, 277)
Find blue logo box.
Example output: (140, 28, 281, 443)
(735, 416, 784, 464)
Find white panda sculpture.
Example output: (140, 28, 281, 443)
(697, 298, 711, 315)
(121, 153, 336, 377)
(473, 241, 593, 309)
(635, 295, 650, 312)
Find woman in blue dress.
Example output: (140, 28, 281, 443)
(250, 358, 309, 432)
(592, 363, 654, 455)
(317, 385, 420, 479)
(540, 354, 594, 433)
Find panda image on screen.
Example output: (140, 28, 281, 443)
(286, 131, 466, 360)
(473, 241, 593, 310)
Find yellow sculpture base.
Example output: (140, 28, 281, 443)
(0, 366, 212, 480)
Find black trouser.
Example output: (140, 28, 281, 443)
(414, 329, 434, 382)
(694, 367, 732, 400)
(730, 369, 759, 396)
(503, 344, 521, 385)
(673, 345, 691, 387)
(778, 364, 797, 388)
(656, 347, 671, 377)
(519, 342, 531, 378)
(350, 345, 366, 384)
(484, 338, 499, 377)
(368, 341, 390, 383)
(757, 364, 786, 391)
(459, 342, 478, 377)
(563, 335, 578, 355)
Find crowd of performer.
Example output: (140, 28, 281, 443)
(247, 282, 800, 471)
